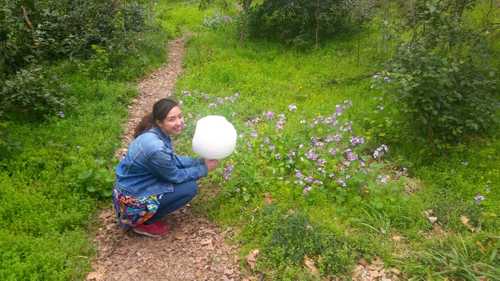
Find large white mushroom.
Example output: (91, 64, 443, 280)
(192, 115, 237, 160)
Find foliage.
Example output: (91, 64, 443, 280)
(407, 235, 500, 280)
(171, 2, 499, 279)
(0, 66, 67, 118)
(386, 0, 499, 146)
(0, 0, 148, 119)
(245, 0, 355, 46)
(244, 206, 356, 278)
(0, 0, 147, 74)
(0, 1, 169, 278)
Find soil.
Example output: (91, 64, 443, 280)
(86, 37, 241, 281)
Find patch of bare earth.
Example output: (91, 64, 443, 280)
(352, 257, 401, 281)
(86, 37, 241, 281)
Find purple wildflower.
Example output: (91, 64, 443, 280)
(335, 105, 343, 116)
(474, 194, 485, 204)
(303, 186, 312, 194)
(305, 149, 319, 161)
(316, 158, 327, 167)
(223, 164, 234, 181)
(264, 111, 274, 120)
(350, 136, 365, 146)
(250, 131, 258, 138)
(57, 111, 65, 118)
(304, 176, 315, 184)
(344, 149, 358, 162)
(276, 120, 285, 130)
(313, 179, 323, 185)
(328, 148, 337, 156)
(311, 137, 325, 148)
(288, 104, 297, 112)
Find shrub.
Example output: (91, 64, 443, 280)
(245, 0, 354, 46)
(386, 0, 499, 146)
(0, 66, 67, 118)
(0, 0, 148, 119)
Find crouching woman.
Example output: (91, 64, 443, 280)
(113, 98, 218, 237)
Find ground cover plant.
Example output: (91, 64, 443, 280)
(0, 0, 497, 280)
(0, 1, 170, 279)
(166, 1, 499, 279)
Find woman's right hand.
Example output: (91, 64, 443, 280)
(204, 159, 219, 172)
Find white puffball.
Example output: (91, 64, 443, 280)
(192, 115, 237, 159)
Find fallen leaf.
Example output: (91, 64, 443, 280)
(358, 258, 368, 266)
(391, 235, 402, 242)
(264, 193, 273, 205)
(304, 256, 320, 276)
(86, 272, 103, 281)
(174, 232, 187, 240)
(428, 216, 438, 224)
(460, 215, 476, 232)
(246, 249, 260, 270)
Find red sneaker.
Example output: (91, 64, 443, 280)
(132, 221, 169, 237)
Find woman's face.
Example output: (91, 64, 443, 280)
(158, 106, 184, 136)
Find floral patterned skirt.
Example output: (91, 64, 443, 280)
(112, 187, 161, 229)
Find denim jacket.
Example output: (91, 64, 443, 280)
(115, 127, 208, 197)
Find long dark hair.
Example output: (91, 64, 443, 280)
(133, 98, 179, 138)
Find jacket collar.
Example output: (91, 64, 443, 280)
(149, 127, 171, 144)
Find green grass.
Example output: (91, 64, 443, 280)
(1, 0, 497, 280)
(163, 2, 499, 280)
(0, 9, 169, 281)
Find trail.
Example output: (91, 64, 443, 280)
(86, 37, 241, 281)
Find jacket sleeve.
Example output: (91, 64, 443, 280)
(146, 148, 208, 184)
(174, 155, 204, 168)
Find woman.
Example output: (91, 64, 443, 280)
(113, 98, 218, 237)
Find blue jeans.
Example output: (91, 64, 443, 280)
(145, 180, 198, 224)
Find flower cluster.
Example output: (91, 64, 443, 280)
(223, 163, 234, 181)
(193, 95, 396, 195)
(207, 92, 240, 108)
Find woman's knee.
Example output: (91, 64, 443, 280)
(176, 180, 198, 198)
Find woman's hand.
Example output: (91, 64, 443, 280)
(204, 159, 219, 172)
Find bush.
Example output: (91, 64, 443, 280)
(0, 0, 148, 119)
(0, 66, 67, 118)
(386, 0, 499, 146)
(245, 0, 354, 46)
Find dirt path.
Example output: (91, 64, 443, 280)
(86, 37, 241, 281)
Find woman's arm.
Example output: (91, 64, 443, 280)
(146, 149, 208, 184)
(174, 155, 204, 168)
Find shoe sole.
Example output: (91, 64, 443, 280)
(132, 228, 163, 238)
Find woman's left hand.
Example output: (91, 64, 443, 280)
(204, 159, 219, 172)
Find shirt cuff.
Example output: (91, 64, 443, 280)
(199, 163, 208, 177)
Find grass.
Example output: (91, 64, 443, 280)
(0, 0, 497, 280)
(0, 8, 169, 281)
(162, 2, 499, 280)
